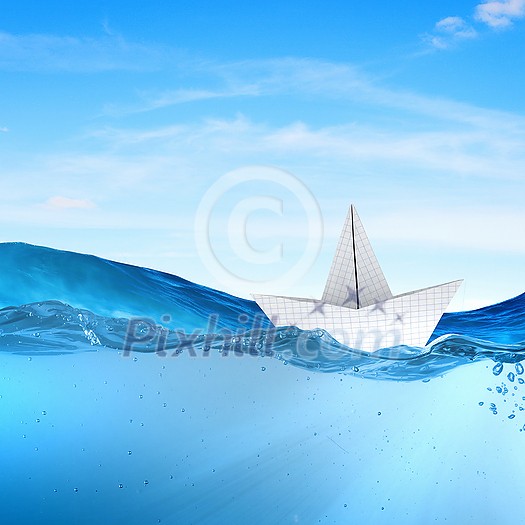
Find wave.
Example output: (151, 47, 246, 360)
(1, 242, 525, 381)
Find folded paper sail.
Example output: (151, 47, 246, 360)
(252, 205, 462, 352)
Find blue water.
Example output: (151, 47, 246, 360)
(1, 242, 525, 524)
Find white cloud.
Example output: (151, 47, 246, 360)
(0, 30, 173, 72)
(64, 108, 525, 183)
(108, 59, 370, 116)
(3, 105, 522, 239)
(436, 16, 470, 32)
(0, 126, 8, 132)
(475, 0, 525, 27)
(426, 16, 477, 49)
(44, 196, 96, 210)
(437, 16, 478, 37)
(75, 55, 525, 184)
(103, 86, 261, 116)
(106, 57, 525, 133)
(426, 0, 525, 50)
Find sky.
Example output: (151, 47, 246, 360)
(1, 0, 525, 310)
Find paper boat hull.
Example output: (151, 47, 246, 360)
(253, 280, 462, 352)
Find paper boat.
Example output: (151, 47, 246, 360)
(252, 205, 462, 352)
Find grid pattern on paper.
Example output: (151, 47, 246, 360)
(352, 207, 392, 308)
(321, 206, 357, 307)
(253, 280, 462, 352)
(321, 206, 392, 308)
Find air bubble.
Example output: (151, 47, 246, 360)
(508, 372, 515, 382)
(516, 363, 524, 375)
(493, 362, 503, 376)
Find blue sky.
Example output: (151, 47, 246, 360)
(1, 0, 525, 309)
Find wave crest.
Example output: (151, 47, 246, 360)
(1, 299, 524, 381)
